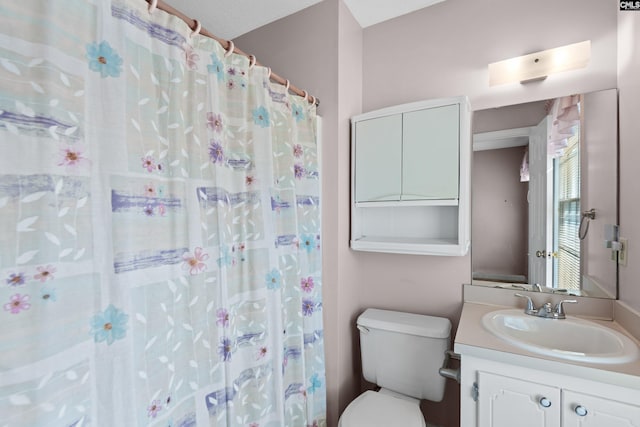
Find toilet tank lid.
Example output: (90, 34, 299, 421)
(357, 309, 451, 339)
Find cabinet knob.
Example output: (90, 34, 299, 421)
(539, 397, 552, 408)
(575, 405, 588, 417)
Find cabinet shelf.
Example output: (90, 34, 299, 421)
(355, 199, 459, 208)
(351, 236, 466, 256)
(350, 96, 471, 256)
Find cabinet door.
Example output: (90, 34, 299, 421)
(478, 371, 561, 427)
(562, 389, 640, 427)
(354, 114, 402, 202)
(402, 104, 459, 200)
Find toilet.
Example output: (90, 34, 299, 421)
(338, 308, 451, 427)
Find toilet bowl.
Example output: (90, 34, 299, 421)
(337, 309, 451, 427)
(338, 390, 425, 427)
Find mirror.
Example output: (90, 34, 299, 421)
(471, 89, 618, 299)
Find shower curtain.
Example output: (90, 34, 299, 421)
(0, 1, 325, 426)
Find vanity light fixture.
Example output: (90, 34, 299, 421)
(488, 40, 591, 86)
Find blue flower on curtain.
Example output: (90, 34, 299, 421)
(294, 163, 306, 179)
(252, 106, 270, 128)
(302, 298, 315, 317)
(300, 233, 317, 253)
(89, 304, 129, 345)
(86, 41, 123, 78)
(217, 245, 235, 267)
(40, 287, 57, 302)
(265, 269, 281, 290)
(207, 53, 224, 81)
(218, 337, 233, 361)
(6, 272, 27, 287)
(143, 203, 155, 216)
(292, 104, 304, 122)
(308, 373, 322, 394)
(208, 140, 224, 164)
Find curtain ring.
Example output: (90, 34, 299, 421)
(148, 0, 158, 14)
(284, 79, 290, 91)
(248, 55, 256, 69)
(224, 40, 234, 57)
(309, 95, 316, 106)
(190, 19, 201, 39)
(266, 67, 272, 79)
(302, 90, 308, 101)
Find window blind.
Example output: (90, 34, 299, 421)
(556, 133, 580, 290)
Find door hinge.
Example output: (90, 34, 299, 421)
(472, 382, 479, 402)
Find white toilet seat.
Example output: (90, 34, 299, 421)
(338, 390, 426, 427)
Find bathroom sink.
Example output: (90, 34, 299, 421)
(482, 309, 639, 364)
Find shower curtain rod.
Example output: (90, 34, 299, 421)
(146, 0, 320, 106)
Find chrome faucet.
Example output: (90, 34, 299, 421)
(515, 293, 577, 319)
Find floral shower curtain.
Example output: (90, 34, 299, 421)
(0, 1, 325, 426)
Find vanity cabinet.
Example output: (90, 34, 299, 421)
(350, 96, 470, 256)
(461, 355, 640, 427)
(478, 371, 560, 427)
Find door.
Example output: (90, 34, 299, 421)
(562, 389, 640, 427)
(402, 104, 459, 200)
(354, 114, 403, 202)
(528, 116, 553, 286)
(478, 371, 560, 427)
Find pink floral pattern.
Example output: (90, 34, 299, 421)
(58, 145, 88, 169)
(206, 112, 223, 133)
(4, 294, 31, 314)
(147, 399, 162, 418)
(184, 44, 200, 70)
(300, 276, 314, 293)
(141, 155, 156, 172)
(34, 265, 56, 282)
(182, 247, 209, 275)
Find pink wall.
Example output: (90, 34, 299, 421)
(362, 0, 616, 112)
(582, 89, 618, 298)
(473, 100, 547, 133)
(472, 147, 528, 278)
(618, 11, 640, 311)
(237, 1, 620, 426)
(360, 1, 615, 425)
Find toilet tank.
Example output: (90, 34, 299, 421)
(357, 308, 451, 402)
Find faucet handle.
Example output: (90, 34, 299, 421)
(515, 293, 536, 313)
(554, 299, 577, 318)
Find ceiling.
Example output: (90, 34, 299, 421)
(163, 0, 447, 40)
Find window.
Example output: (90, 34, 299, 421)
(554, 132, 580, 290)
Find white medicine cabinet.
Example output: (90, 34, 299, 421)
(350, 96, 471, 255)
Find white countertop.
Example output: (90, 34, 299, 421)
(454, 302, 640, 390)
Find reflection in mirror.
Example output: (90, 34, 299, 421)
(471, 89, 618, 299)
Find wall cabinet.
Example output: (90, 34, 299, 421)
(461, 355, 640, 427)
(350, 96, 470, 256)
